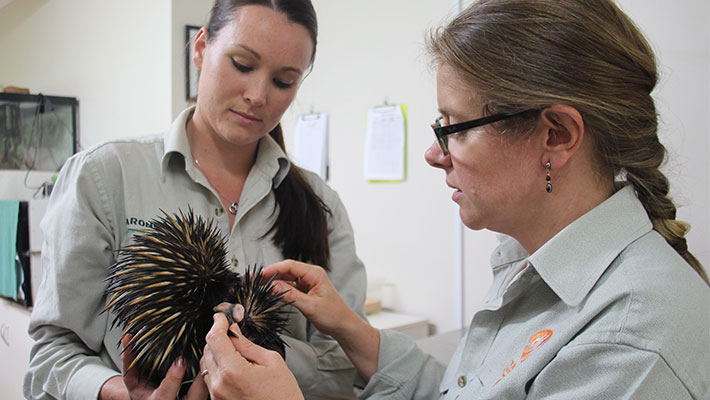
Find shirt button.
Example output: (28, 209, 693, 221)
(231, 257, 238, 267)
(457, 375, 467, 388)
(215, 207, 224, 216)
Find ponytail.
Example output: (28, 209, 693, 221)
(266, 125, 331, 270)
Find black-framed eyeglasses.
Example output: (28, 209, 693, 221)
(431, 109, 539, 155)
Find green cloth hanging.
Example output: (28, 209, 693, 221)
(0, 200, 20, 299)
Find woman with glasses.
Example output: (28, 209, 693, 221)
(196, 0, 709, 398)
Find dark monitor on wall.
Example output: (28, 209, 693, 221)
(0, 92, 79, 172)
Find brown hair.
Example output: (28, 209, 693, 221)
(428, 0, 707, 283)
(206, 0, 331, 269)
(206, 0, 318, 65)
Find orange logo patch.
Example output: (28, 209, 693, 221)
(521, 329, 553, 361)
(494, 329, 554, 386)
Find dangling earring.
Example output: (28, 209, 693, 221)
(545, 162, 552, 193)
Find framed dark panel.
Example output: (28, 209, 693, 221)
(185, 25, 201, 101)
(0, 92, 78, 171)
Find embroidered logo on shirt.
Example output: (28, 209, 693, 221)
(494, 329, 554, 386)
(125, 216, 156, 235)
(521, 329, 553, 361)
(126, 217, 155, 229)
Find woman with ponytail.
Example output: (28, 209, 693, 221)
(197, 0, 709, 398)
(25, 1, 367, 399)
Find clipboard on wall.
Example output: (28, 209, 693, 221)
(292, 112, 329, 180)
(363, 103, 407, 182)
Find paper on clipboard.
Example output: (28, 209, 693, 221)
(364, 105, 406, 182)
(292, 112, 328, 180)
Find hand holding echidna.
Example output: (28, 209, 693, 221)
(199, 310, 304, 400)
(262, 260, 381, 382)
(262, 260, 355, 338)
(187, 260, 380, 399)
(120, 334, 209, 400)
(104, 209, 291, 395)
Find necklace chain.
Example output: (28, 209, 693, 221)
(193, 158, 239, 215)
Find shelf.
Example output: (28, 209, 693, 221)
(366, 310, 429, 340)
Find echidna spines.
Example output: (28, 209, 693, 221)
(105, 209, 239, 384)
(105, 208, 290, 389)
(232, 266, 291, 357)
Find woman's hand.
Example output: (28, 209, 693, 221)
(200, 313, 304, 400)
(118, 335, 208, 400)
(261, 259, 355, 337)
(262, 260, 381, 380)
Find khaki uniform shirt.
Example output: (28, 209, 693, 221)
(24, 107, 366, 399)
(358, 186, 709, 399)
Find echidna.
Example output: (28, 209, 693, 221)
(104, 208, 290, 388)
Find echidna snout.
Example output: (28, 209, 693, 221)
(104, 208, 290, 389)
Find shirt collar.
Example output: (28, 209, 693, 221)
(160, 107, 193, 179)
(528, 185, 653, 306)
(160, 106, 291, 186)
(491, 233, 529, 268)
(253, 130, 291, 188)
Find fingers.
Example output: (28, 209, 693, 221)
(262, 260, 324, 288)
(206, 314, 279, 368)
(184, 369, 209, 400)
(200, 316, 245, 398)
(271, 280, 311, 308)
(151, 358, 186, 398)
(229, 325, 281, 366)
(121, 334, 208, 400)
(261, 260, 300, 281)
(201, 313, 301, 399)
(122, 334, 187, 394)
(121, 334, 141, 388)
(264, 261, 339, 325)
(205, 314, 246, 367)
